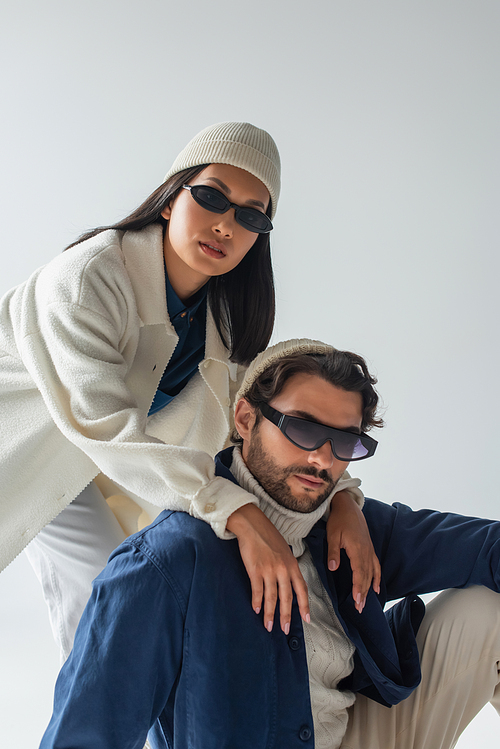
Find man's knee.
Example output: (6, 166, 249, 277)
(417, 586, 500, 676)
(423, 586, 500, 631)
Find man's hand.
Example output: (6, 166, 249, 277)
(226, 503, 310, 635)
(327, 490, 381, 613)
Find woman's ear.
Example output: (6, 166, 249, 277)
(160, 201, 172, 220)
(234, 399, 256, 442)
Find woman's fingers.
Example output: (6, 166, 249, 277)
(327, 537, 341, 573)
(227, 503, 310, 633)
(330, 538, 380, 613)
(262, 576, 279, 632)
(350, 558, 371, 613)
(290, 567, 310, 625)
(326, 490, 381, 613)
(372, 557, 381, 595)
(332, 543, 381, 613)
(250, 575, 264, 615)
(254, 561, 310, 634)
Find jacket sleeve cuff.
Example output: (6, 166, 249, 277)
(188, 476, 260, 539)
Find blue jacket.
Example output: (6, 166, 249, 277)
(40, 448, 500, 749)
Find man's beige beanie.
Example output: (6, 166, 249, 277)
(163, 122, 281, 219)
(235, 338, 336, 406)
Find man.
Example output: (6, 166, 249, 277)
(40, 339, 500, 749)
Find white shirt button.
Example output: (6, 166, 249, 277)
(204, 503, 216, 513)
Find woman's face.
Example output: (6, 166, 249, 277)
(161, 163, 270, 300)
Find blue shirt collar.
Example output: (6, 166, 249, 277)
(165, 266, 208, 321)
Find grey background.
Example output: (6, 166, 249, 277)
(0, 1, 499, 745)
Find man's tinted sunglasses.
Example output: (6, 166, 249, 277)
(182, 184, 273, 234)
(259, 402, 378, 462)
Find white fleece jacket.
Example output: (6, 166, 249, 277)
(0, 224, 362, 570)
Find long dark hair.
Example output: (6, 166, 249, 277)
(65, 165, 275, 365)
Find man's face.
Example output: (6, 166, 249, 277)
(235, 372, 363, 513)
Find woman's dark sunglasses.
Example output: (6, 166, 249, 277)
(182, 184, 273, 234)
(259, 402, 378, 462)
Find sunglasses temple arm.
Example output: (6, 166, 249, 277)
(258, 403, 283, 429)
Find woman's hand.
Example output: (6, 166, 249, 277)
(226, 503, 310, 634)
(327, 490, 381, 613)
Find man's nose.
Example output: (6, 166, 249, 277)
(306, 440, 334, 470)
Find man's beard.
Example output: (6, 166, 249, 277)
(245, 430, 337, 513)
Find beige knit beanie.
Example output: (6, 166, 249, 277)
(163, 122, 281, 219)
(235, 338, 336, 406)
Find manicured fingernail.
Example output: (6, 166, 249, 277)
(305, 613, 311, 624)
(254, 607, 261, 615)
(356, 593, 361, 605)
(284, 622, 290, 635)
(266, 621, 273, 632)
(328, 560, 338, 571)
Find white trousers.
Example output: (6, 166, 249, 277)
(25, 482, 126, 661)
(341, 586, 500, 749)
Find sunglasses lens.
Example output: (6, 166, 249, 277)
(285, 420, 327, 450)
(236, 209, 273, 233)
(192, 186, 228, 213)
(285, 417, 371, 461)
(189, 185, 272, 233)
(334, 434, 368, 461)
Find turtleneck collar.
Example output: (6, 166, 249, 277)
(230, 446, 331, 558)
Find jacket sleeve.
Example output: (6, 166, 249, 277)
(40, 544, 184, 749)
(15, 249, 260, 538)
(364, 499, 500, 601)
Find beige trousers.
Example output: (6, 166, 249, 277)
(341, 586, 500, 749)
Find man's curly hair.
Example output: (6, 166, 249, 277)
(231, 349, 383, 445)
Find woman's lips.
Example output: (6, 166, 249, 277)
(199, 241, 226, 259)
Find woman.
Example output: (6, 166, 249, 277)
(0, 122, 379, 658)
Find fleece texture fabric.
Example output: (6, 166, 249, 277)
(0, 224, 251, 568)
(0, 224, 362, 569)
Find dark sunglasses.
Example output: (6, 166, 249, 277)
(259, 402, 378, 462)
(182, 184, 273, 234)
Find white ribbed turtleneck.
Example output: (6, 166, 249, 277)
(230, 445, 331, 557)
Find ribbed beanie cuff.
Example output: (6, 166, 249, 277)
(235, 339, 336, 406)
(163, 122, 281, 219)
